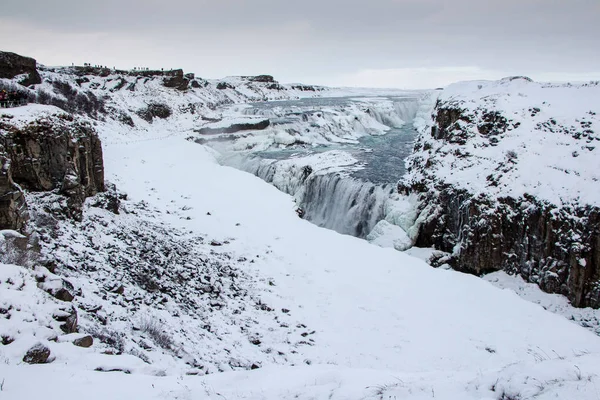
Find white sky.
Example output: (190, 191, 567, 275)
(1, 0, 599, 89)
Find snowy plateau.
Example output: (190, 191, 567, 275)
(1, 52, 600, 400)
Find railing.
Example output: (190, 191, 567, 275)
(0, 99, 28, 108)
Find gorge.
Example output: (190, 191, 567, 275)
(2, 50, 600, 400)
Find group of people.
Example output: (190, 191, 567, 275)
(0, 90, 27, 107)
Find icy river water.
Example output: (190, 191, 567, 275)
(216, 94, 422, 243)
(246, 96, 418, 184)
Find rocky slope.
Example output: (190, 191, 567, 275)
(0, 50, 327, 129)
(403, 78, 600, 308)
(0, 51, 329, 374)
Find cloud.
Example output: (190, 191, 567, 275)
(1, 0, 599, 87)
(325, 67, 504, 89)
(326, 67, 600, 89)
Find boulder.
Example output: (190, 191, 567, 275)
(59, 308, 78, 333)
(53, 288, 74, 302)
(0, 51, 42, 86)
(73, 335, 93, 348)
(216, 82, 234, 90)
(22, 343, 51, 364)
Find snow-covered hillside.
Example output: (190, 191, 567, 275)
(3, 52, 600, 399)
(4, 103, 600, 399)
(408, 78, 600, 206)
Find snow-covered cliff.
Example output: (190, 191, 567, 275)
(404, 77, 600, 307)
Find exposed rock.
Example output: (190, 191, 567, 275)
(117, 111, 135, 127)
(291, 84, 319, 92)
(0, 151, 28, 231)
(216, 82, 234, 90)
(137, 103, 172, 123)
(0, 113, 104, 221)
(95, 367, 131, 374)
(196, 119, 270, 135)
(73, 335, 93, 348)
(53, 288, 74, 302)
(0, 51, 42, 86)
(1, 335, 14, 345)
(501, 76, 533, 82)
(431, 105, 472, 143)
(249, 75, 275, 83)
(22, 343, 51, 364)
(413, 186, 600, 308)
(90, 183, 125, 214)
(162, 69, 189, 91)
(60, 308, 78, 333)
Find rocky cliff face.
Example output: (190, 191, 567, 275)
(0, 108, 104, 225)
(404, 78, 600, 308)
(0, 51, 42, 86)
(409, 184, 600, 308)
(0, 151, 28, 230)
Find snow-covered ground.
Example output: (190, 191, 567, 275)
(3, 101, 600, 399)
(407, 78, 600, 207)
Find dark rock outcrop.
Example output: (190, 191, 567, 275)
(431, 105, 472, 143)
(137, 103, 172, 123)
(248, 75, 275, 83)
(196, 119, 270, 135)
(0, 112, 104, 221)
(216, 82, 234, 90)
(0, 151, 28, 230)
(0, 51, 42, 86)
(412, 184, 600, 308)
(162, 69, 189, 91)
(291, 85, 319, 92)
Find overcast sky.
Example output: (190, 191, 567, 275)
(1, 0, 598, 89)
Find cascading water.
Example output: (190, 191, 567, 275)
(298, 174, 395, 237)
(225, 153, 398, 237)
(216, 95, 423, 248)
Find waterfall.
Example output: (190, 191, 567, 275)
(224, 153, 413, 239)
(217, 95, 423, 246)
(299, 174, 395, 237)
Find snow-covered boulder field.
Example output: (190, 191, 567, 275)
(404, 77, 600, 307)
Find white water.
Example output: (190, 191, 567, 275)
(219, 95, 423, 242)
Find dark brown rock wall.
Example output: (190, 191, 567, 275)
(0, 114, 104, 223)
(0, 151, 28, 230)
(0, 51, 42, 86)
